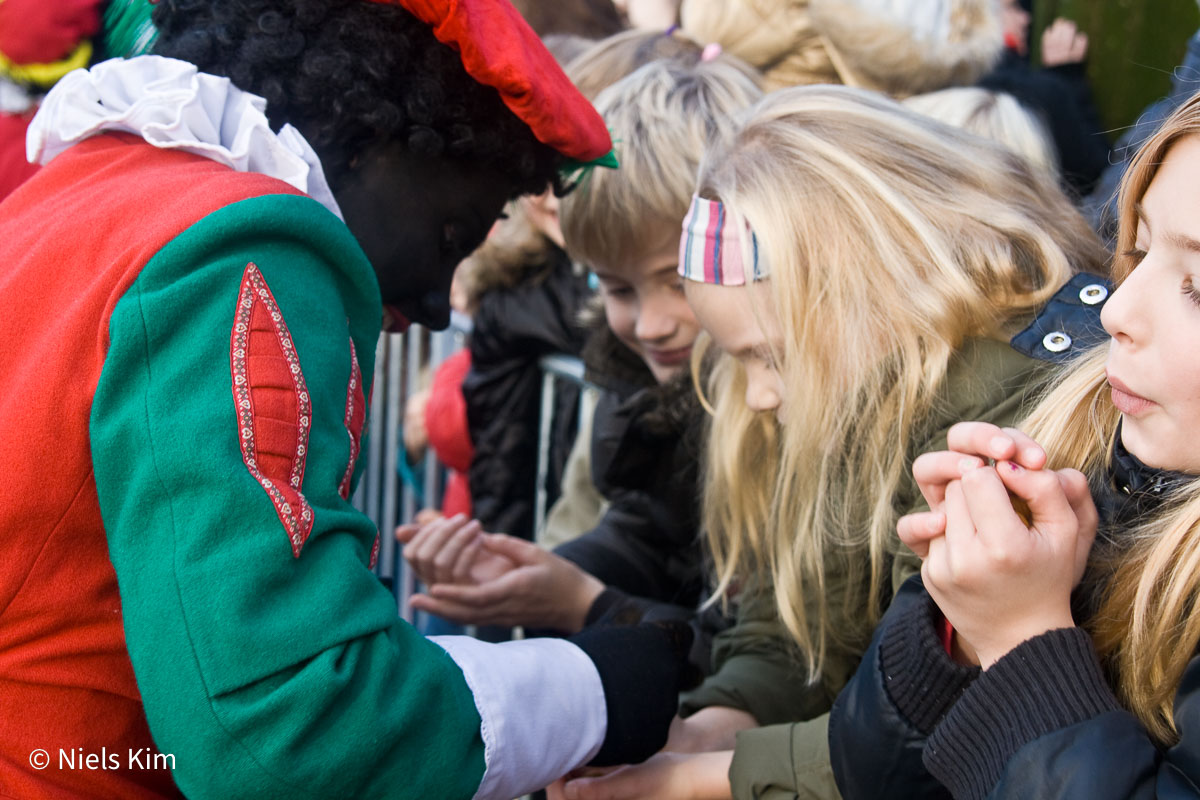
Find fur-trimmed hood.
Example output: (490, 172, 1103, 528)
(810, 0, 1003, 97)
(455, 209, 571, 311)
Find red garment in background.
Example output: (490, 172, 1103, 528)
(0, 112, 39, 201)
(425, 347, 474, 518)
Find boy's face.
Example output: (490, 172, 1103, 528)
(333, 140, 510, 331)
(592, 240, 701, 384)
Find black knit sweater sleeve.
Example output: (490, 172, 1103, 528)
(878, 587, 980, 734)
(923, 627, 1123, 800)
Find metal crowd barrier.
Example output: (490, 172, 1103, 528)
(352, 318, 589, 619)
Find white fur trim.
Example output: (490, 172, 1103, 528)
(431, 635, 607, 800)
(27, 55, 342, 218)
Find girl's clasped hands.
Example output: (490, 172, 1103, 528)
(896, 421, 1099, 668)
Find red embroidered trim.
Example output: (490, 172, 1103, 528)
(230, 262, 314, 557)
(338, 335, 366, 500)
(369, 533, 380, 571)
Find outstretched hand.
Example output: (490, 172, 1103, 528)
(404, 531, 605, 633)
(396, 513, 515, 587)
(897, 423, 1098, 669)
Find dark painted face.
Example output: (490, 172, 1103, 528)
(332, 140, 511, 331)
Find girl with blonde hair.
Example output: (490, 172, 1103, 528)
(563, 83, 1108, 800)
(830, 90, 1200, 799)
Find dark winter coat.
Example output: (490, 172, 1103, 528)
(980, 50, 1109, 198)
(830, 531, 1198, 800)
(464, 246, 591, 541)
(553, 324, 707, 611)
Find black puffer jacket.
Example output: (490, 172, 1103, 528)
(829, 450, 1200, 800)
(554, 324, 707, 612)
(464, 247, 591, 541)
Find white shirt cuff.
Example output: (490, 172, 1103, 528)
(431, 635, 607, 800)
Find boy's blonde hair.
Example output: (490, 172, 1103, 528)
(560, 54, 763, 272)
(564, 28, 706, 100)
(1024, 93, 1200, 746)
(698, 85, 1106, 676)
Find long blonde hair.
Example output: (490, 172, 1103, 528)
(700, 85, 1106, 676)
(1022, 94, 1200, 745)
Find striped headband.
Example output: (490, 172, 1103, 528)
(678, 195, 767, 286)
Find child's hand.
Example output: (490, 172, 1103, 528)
(1040, 18, 1089, 67)
(663, 708, 757, 753)
(396, 514, 513, 587)
(559, 751, 734, 800)
(898, 422, 1048, 557)
(921, 461, 1098, 669)
(411, 535, 605, 633)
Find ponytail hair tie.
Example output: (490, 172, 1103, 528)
(701, 42, 722, 62)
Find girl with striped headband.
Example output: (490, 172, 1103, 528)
(564, 84, 1108, 800)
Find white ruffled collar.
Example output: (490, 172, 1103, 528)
(27, 55, 342, 219)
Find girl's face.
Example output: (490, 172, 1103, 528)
(1101, 134, 1200, 473)
(685, 280, 786, 420)
(593, 241, 701, 384)
(520, 187, 565, 249)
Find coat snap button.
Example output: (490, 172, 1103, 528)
(1043, 331, 1072, 352)
(1079, 284, 1108, 305)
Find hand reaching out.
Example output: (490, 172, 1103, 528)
(1041, 18, 1089, 67)
(396, 514, 515, 587)
(663, 708, 758, 753)
(397, 519, 605, 632)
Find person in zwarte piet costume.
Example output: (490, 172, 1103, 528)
(0, 1, 691, 798)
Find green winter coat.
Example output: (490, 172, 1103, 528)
(679, 336, 1053, 800)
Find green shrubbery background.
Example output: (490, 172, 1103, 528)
(1035, 0, 1200, 137)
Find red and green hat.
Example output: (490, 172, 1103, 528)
(368, 0, 614, 168)
(0, 0, 103, 88)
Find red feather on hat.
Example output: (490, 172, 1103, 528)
(367, 0, 611, 163)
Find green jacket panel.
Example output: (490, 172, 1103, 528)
(91, 194, 487, 800)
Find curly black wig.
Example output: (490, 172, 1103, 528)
(152, 0, 562, 196)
